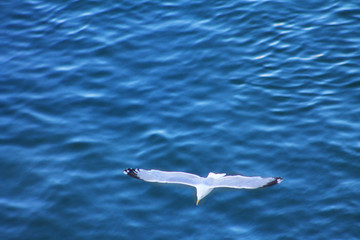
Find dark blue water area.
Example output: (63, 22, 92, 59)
(1, 0, 360, 239)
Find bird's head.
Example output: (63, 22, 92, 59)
(196, 186, 214, 206)
(196, 193, 204, 206)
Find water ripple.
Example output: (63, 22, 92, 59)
(1, 0, 360, 239)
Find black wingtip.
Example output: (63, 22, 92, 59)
(263, 177, 283, 187)
(123, 168, 141, 179)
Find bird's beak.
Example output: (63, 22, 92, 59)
(196, 199, 199, 206)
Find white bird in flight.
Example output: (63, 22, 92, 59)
(123, 168, 283, 205)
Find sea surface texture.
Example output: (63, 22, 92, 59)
(1, 0, 360, 239)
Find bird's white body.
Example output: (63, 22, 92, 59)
(196, 172, 227, 203)
(124, 168, 283, 205)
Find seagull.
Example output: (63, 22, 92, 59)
(123, 168, 283, 205)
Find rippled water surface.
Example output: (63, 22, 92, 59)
(1, 0, 360, 239)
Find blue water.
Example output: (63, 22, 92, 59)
(1, 0, 360, 239)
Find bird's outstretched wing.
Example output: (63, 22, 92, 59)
(123, 168, 203, 187)
(213, 175, 283, 189)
